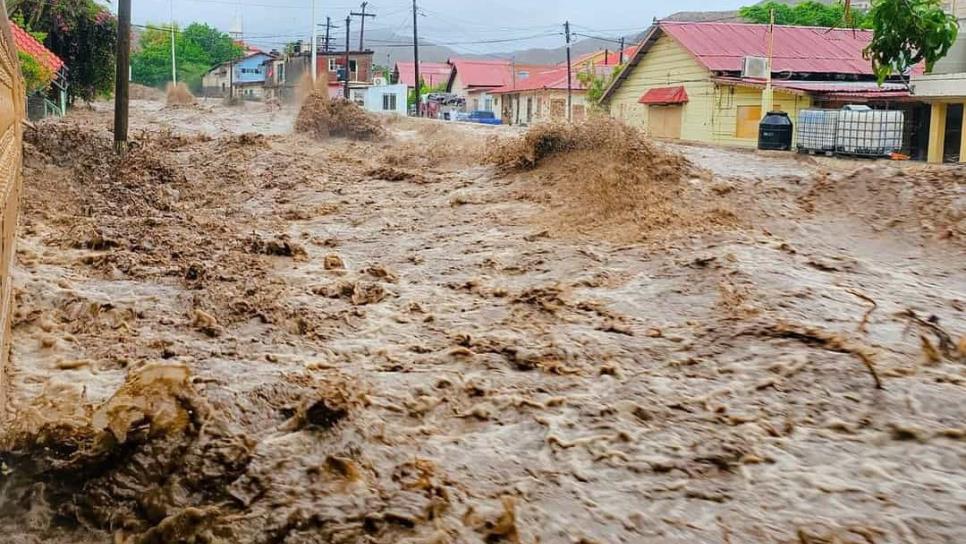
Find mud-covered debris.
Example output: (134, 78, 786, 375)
(367, 166, 419, 182)
(295, 91, 387, 141)
(282, 373, 364, 431)
(312, 280, 387, 305)
(324, 254, 346, 270)
(165, 82, 196, 107)
(465, 496, 521, 543)
(248, 233, 308, 259)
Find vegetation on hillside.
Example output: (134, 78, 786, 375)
(132, 23, 242, 91)
(740, 0, 872, 28)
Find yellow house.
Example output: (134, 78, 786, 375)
(911, 1, 966, 163)
(602, 22, 914, 149)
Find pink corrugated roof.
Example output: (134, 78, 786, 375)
(661, 22, 922, 76)
(11, 22, 63, 72)
(450, 59, 514, 88)
(491, 67, 583, 94)
(395, 62, 452, 87)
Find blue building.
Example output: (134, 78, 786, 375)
(202, 51, 275, 99)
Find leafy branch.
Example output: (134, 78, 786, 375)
(863, 0, 959, 83)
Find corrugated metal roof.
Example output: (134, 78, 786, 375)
(395, 62, 452, 88)
(11, 22, 63, 73)
(639, 86, 689, 104)
(661, 22, 918, 76)
(714, 76, 911, 94)
(491, 67, 582, 94)
(449, 59, 550, 89)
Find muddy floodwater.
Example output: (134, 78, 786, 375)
(1, 98, 964, 544)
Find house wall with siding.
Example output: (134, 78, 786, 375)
(606, 34, 812, 147)
(711, 85, 811, 148)
(607, 34, 714, 141)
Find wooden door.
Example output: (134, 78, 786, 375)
(648, 105, 682, 139)
(0, 2, 23, 416)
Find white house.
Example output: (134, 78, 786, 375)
(362, 83, 408, 116)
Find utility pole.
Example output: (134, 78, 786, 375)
(311, 0, 318, 81)
(324, 17, 339, 53)
(170, 0, 177, 84)
(412, 0, 420, 116)
(114, 0, 131, 155)
(565, 20, 572, 122)
(344, 15, 351, 99)
(619, 37, 625, 64)
(351, 1, 376, 51)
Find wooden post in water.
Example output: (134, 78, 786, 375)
(114, 0, 131, 155)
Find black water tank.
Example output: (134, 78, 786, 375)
(758, 111, 793, 150)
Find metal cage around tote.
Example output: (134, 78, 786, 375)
(797, 106, 905, 158)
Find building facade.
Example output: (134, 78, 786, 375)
(603, 22, 919, 150)
(202, 51, 275, 99)
(911, 1, 966, 163)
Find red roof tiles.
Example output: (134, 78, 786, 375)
(10, 22, 63, 73)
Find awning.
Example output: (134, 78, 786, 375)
(639, 86, 689, 105)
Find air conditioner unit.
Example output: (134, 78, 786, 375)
(373, 76, 387, 86)
(741, 56, 769, 79)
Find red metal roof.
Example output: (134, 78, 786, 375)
(395, 62, 452, 88)
(712, 76, 912, 98)
(490, 67, 581, 94)
(449, 59, 550, 89)
(639, 86, 689, 105)
(660, 22, 924, 76)
(10, 22, 63, 72)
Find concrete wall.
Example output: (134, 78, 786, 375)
(363, 84, 407, 115)
(0, 3, 24, 417)
(494, 89, 591, 125)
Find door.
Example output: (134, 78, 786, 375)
(526, 97, 532, 123)
(648, 105, 682, 139)
(0, 2, 24, 416)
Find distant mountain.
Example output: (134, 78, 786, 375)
(362, 9, 751, 70)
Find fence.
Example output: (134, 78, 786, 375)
(0, 3, 24, 418)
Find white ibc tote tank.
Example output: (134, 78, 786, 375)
(835, 105, 904, 157)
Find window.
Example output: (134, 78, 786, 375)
(348, 59, 358, 73)
(328, 58, 337, 72)
(383, 93, 397, 111)
(736, 105, 762, 139)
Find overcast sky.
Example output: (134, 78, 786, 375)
(117, 0, 745, 53)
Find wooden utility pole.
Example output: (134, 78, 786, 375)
(351, 2, 376, 51)
(324, 17, 339, 53)
(619, 37, 625, 64)
(344, 15, 351, 99)
(564, 20, 572, 122)
(311, 0, 318, 81)
(113, 0, 131, 155)
(412, 0, 420, 116)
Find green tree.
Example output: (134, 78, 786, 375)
(863, 0, 959, 82)
(739, 1, 872, 28)
(131, 23, 241, 91)
(7, 0, 117, 102)
(17, 50, 53, 93)
(578, 64, 624, 107)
